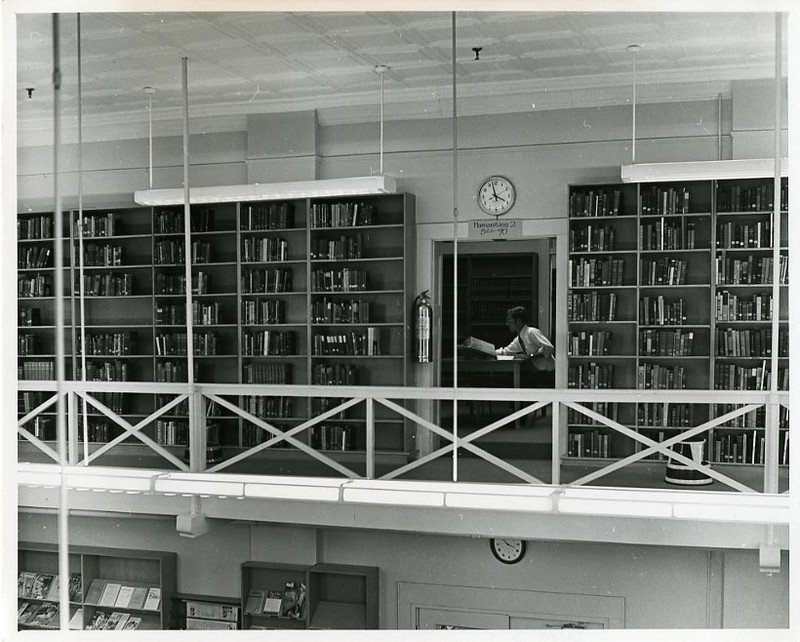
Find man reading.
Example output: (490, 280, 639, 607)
(496, 306, 555, 377)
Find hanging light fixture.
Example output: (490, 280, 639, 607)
(373, 64, 390, 175)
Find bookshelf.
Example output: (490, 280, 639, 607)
(567, 178, 789, 466)
(18, 541, 176, 631)
(170, 593, 240, 630)
(240, 561, 378, 630)
(17, 193, 416, 464)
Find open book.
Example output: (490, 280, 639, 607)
(458, 337, 497, 360)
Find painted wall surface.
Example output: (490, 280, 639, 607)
(17, 513, 789, 629)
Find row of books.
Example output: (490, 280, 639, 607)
(155, 420, 189, 446)
(637, 402, 696, 427)
(568, 258, 626, 287)
(242, 237, 290, 263)
(712, 431, 789, 466)
(639, 186, 693, 216)
(154, 208, 216, 234)
(566, 430, 611, 458)
(716, 220, 773, 249)
(311, 423, 357, 451)
(82, 243, 124, 267)
(77, 360, 129, 382)
(243, 362, 291, 384)
(19, 417, 54, 440)
(243, 395, 294, 419)
(19, 391, 48, 413)
(568, 292, 617, 322)
(76, 212, 118, 238)
(155, 302, 224, 326)
(640, 296, 687, 326)
(18, 215, 53, 240)
(18, 571, 81, 601)
(17, 602, 62, 628)
(243, 298, 286, 325)
(242, 203, 294, 231)
(715, 255, 788, 285)
(155, 272, 210, 295)
(567, 363, 614, 389)
(91, 389, 129, 413)
(154, 240, 212, 265)
(85, 580, 160, 610)
(18, 360, 55, 380)
(155, 332, 220, 356)
(311, 268, 370, 292)
(242, 330, 296, 356)
(639, 329, 695, 357)
(19, 275, 52, 297)
(312, 363, 358, 386)
(713, 403, 789, 429)
(245, 581, 307, 620)
(310, 235, 364, 260)
(716, 182, 787, 213)
(19, 246, 52, 269)
(637, 364, 686, 390)
(310, 202, 375, 228)
(312, 329, 381, 356)
(81, 272, 135, 296)
(76, 422, 114, 443)
(241, 268, 293, 294)
(567, 330, 612, 356)
(18, 334, 41, 356)
(155, 360, 200, 382)
(311, 298, 371, 324)
(566, 402, 618, 425)
(715, 328, 788, 358)
(568, 224, 616, 252)
(569, 188, 623, 218)
(641, 257, 689, 286)
(640, 220, 697, 251)
(78, 332, 136, 356)
(714, 364, 788, 391)
(715, 291, 773, 321)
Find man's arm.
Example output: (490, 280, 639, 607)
(496, 335, 523, 356)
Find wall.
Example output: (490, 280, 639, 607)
(17, 512, 789, 629)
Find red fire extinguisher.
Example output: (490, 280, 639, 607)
(413, 290, 432, 363)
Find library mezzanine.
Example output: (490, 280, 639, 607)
(6, 7, 795, 636)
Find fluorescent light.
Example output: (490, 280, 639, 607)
(620, 158, 788, 183)
(245, 483, 341, 502)
(558, 497, 673, 519)
(446, 493, 552, 512)
(343, 488, 444, 507)
(65, 466, 164, 492)
(153, 477, 244, 498)
(17, 463, 62, 488)
(134, 176, 397, 206)
(673, 503, 789, 524)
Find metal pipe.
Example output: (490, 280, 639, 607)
(76, 13, 89, 465)
(451, 11, 459, 482)
(380, 71, 385, 175)
(52, 14, 70, 631)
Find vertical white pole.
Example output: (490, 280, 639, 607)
(765, 12, 783, 495)
(148, 91, 154, 189)
(451, 11, 459, 482)
(631, 49, 637, 164)
(380, 72, 385, 175)
(52, 14, 70, 631)
(76, 13, 89, 464)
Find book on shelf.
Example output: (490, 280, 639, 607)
(104, 611, 129, 630)
(30, 572, 54, 599)
(244, 589, 265, 615)
(127, 585, 148, 610)
(114, 585, 135, 608)
(68, 607, 83, 630)
(28, 602, 59, 627)
(143, 586, 161, 611)
(187, 617, 238, 630)
(186, 601, 240, 622)
(17, 602, 38, 625)
(85, 610, 109, 630)
(84, 578, 104, 605)
(123, 615, 142, 630)
(98, 581, 122, 607)
(279, 581, 307, 620)
(262, 590, 283, 615)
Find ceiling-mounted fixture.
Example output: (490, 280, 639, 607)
(621, 158, 788, 183)
(134, 175, 397, 206)
(144, 86, 155, 189)
(472, 46, 482, 61)
(373, 64, 390, 175)
(626, 44, 641, 164)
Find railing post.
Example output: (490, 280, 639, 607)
(366, 397, 375, 479)
(763, 396, 780, 493)
(551, 401, 561, 485)
(189, 388, 207, 473)
(67, 391, 78, 465)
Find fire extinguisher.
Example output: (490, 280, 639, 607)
(413, 290, 433, 363)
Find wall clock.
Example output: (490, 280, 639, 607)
(478, 175, 516, 216)
(490, 538, 526, 564)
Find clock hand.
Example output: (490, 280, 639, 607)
(491, 183, 500, 201)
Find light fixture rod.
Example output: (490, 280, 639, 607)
(627, 45, 640, 163)
(76, 13, 89, 464)
(148, 91, 154, 189)
(451, 11, 459, 483)
(181, 57, 195, 392)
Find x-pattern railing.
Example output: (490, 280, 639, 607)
(17, 381, 789, 494)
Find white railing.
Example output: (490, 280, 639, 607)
(17, 381, 790, 494)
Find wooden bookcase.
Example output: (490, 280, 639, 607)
(17, 541, 176, 631)
(240, 561, 378, 630)
(17, 193, 416, 463)
(567, 178, 789, 466)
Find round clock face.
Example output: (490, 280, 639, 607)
(478, 176, 516, 216)
(490, 538, 526, 564)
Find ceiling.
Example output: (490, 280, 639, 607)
(15, 11, 783, 141)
